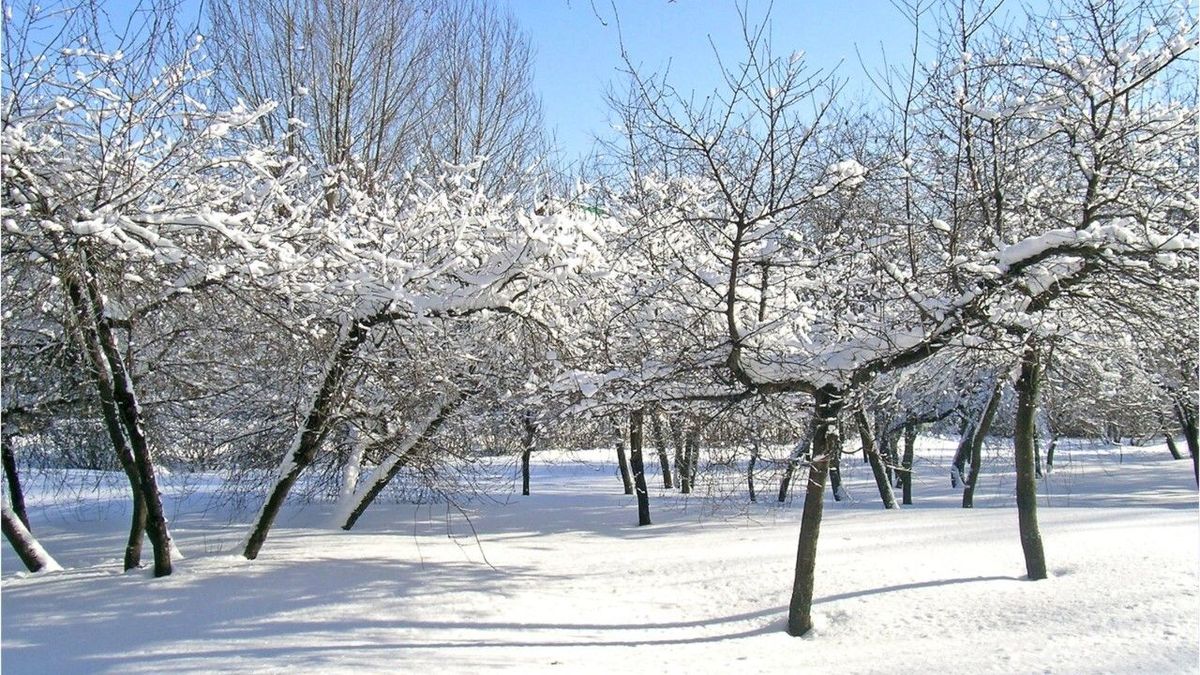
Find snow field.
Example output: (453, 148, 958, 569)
(2, 438, 1197, 673)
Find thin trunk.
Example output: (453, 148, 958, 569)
(670, 417, 685, 488)
(901, 423, 916, 505)
(629, 409, 651, 526)
(651, 413, 673, 489)
(338, 427, 366, 504)
(1014, 343, 1048, 580)
(748, 437, 759, 503)
(687, 430, 701, 489)
(521, 412, 536, 496)
(83, 265, 174, 576)
(2, 434, 30, 530)
(2, 503, 61, 573)
(855, 405, 897, 509)
(245, 322, 370, 559)
(339, 399, 458, 530)
(1165, 432, 1183, 460)
(777, 433, 813, 503)
(1173, 401, 1199, 485)
(63, 268, 146, 571)
(615, 418, 633, 495)
(828, 438, 844, 502)
(787, 386, 843, 637)
(962, 378, 1004, 508)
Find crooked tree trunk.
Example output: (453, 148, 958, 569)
(1014, 344, 1048, 580)
(3, 503, 61, 573)
(339, 398, 460, 530)
(854, 405, 897, 509)
(614, 418, 634, 495)
(777, 433, 813, 503)
(901, 423, 917, 505)
(2, 434, 30, 530)
(1164, 432, 1183, 460)
(521, 412, 537, 496)
(629, 409, 652, 526)
(787, 386, 844, 637)
(952, 378, 1001, 488)
(961, 378, 1004, 508)
(244, 321, 371, 559)
(64, 267, 151, 572)
(651, 413, 673, 489)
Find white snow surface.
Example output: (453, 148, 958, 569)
(2, 440, 1197, 674)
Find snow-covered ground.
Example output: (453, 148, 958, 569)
(3, 437, 1197, 674)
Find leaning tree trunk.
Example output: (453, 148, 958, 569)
(1173, 399, 1199, 485)
(244, 321, 371, 559)
(901, 423, 917, 506)
(521, 411, 537, 496)
(962, 378, 1004, 508)
(1014, 343, 1048, 580)
(1164, 432, 1183, 461)
(952, 377, 1001, 488)
(629, 409, 652, 526)
(651, 413, 673, 489)
(614, 418, 634, 495)
(2, 433, 30, 530)
(777, 433, 813, 503)
(64, 266, 154, 572)
(338, 399, 459, 530)
(787, 386, 844, 637)
(854, 404, 897, 510)
(3, 503, 61, 573)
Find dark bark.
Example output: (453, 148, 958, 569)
(854, 405, 897, 509)
(245, 322, 370, 559)
(748, 437, 759, 503)
(629, 409, 652, 526)
(1164, 432, 1183, 460)
(828, 439, 843, 502)
(521, 412, 536, 496)
(961, 378, 1004, 509)
(1173, 401, 1199, 485)
(952, 379, 1001, 488)
(1014, 344, 1047, 581)
(777, 433, 813, 503)
(787, 386, 843, 637)
(1, 434, 30, 530)
(2, 504, 60, 573)
(63, 267, 150, 572)
(687, 430, 701, 488)
(650, 413, 673, 489)
(670, 417, 685, 488)
(340, 399, 459, 530)
(615, 418, 634, 495)
(901, 423, 917, 505)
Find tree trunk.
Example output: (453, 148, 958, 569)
(687, 430, 701, 489)
(3, 503, 61, 573)
(1164, 433, 1182, 460)
(521, 411, 537, 496)
(854, 404, 897, 509)
(63, 265, 153, 572)
(651, 413, 673, 489)
(901, 423, 916, 505)
(245, 322, 370, 558)
(629, 409, 652, 526)
(787, 386, 844, 637)
(828, 440, 844, 502)
(1173, 400, 1199, 485)
(961, 378, 1004, 508)
(1014, 343, 1048, 580)
(748, 437, 759, 503)
(2, 434, 30, 530)
(614, 418, 634, 495)
(777, 433, 813, 503)
(339, 398, 459, 530)
(670, 416, 685, 489)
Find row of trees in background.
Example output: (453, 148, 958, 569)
(2, 0, 1196, 637)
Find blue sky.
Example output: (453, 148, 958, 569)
(502, 0, 917, 164)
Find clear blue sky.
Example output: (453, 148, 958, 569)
(501, 0, 917, 164)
